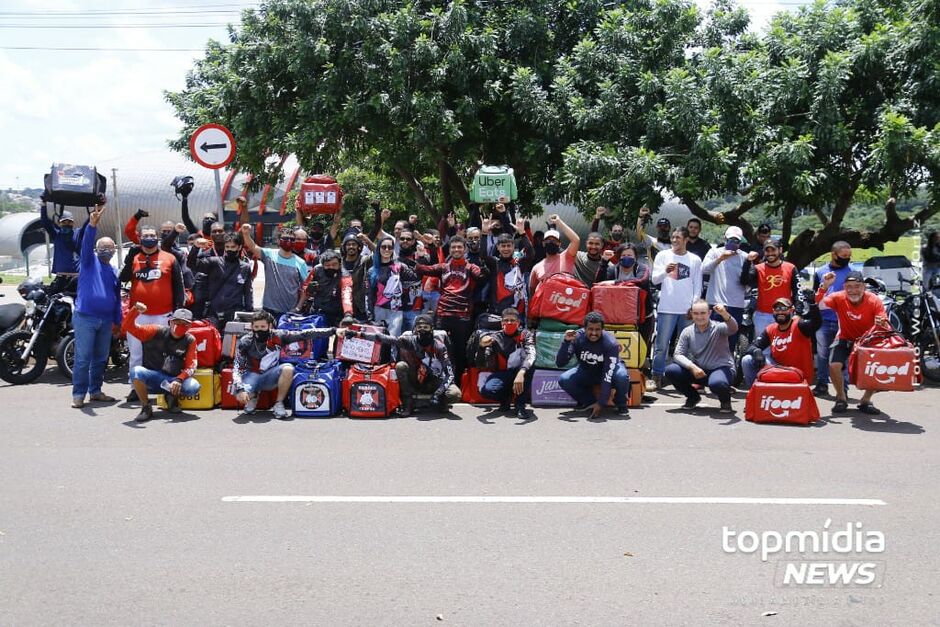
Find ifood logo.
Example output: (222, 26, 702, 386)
(772, 334, 793, 352)
(549, 287, 587, 312)
(759, 395, 802, 418)
(864, 361, 909, 384)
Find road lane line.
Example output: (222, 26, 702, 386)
(221, 496, 886, 505)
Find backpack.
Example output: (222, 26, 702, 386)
(848, 326, 921, 390)
(343, 363, 401, 418)
(529, 273, 591, 326)
(44, 163, 107, 208)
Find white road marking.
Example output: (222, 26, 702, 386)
(222, 496, 886, 505)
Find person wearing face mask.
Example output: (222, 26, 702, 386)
(741, 238, 801, 352)
(188, 222, 230, 317)
(119, 224, 185, 402)
(190, 233, 253, 331)
(296, 250, 344, 326)
(476, 308, 537, 420)
(741, 296, 821, 389)
(239, 223, 310, 320)
(339, 232, 373, 321)
(816, 271, 890, 414)
(590, 206, 628, 253)
(123, 303, 201, 422)
(481, 226, 534, 317)
(39, 202, 83, 295)
(395, 228, 426, 331)
(810, 241, 854, 395)
(701, 226, 750, 351)
(595, 242, 655, 351)
(462, 226, 490, 319)
(415, 236, 488, 381)
(528, 214, 580, 294)
(666, 300, 738, 413)
(71, 202, 122, 409)
(556, 312, 631, 418)
(635, 206, 672, 260)
(368, 236, 418, 341)
(232, 310, 339, 419)
(344, 314, 461, 416)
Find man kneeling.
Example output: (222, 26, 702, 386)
(665, 300, 737, 413)
(477, 308, 536, 420)
(123, 303, 200, 423)
(556, 312, 630, 418)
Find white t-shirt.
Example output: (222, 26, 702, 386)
(651, 249, 703, 314)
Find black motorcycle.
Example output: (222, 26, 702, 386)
(54, 289, 130, 380)
(0, 278, 73, 384)
(732, 287, 758, 386)
(0, 277, 28, 337)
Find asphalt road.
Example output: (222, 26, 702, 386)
(1, 366, 938, 626)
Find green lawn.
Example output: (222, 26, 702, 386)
(0, 273, 52, 286)
(810, 236, 922, 265)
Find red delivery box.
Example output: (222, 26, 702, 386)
(298, 174, 343, 215)
(591, 282, 646, 325)
(529, 273, 591, 326)
(851, 346, 919, 391)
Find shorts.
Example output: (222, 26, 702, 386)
(240, 364, 290, 395)
(829, 339, 854, 366)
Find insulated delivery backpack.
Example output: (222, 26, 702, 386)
(470, 165, 518, 203)
(44, 163, 107, 208)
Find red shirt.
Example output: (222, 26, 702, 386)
(755, 261, 797, 313)
(765, 318, 815, 383)
(821, 291, 886, 341)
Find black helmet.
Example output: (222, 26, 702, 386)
(170, 175, 195, 199)
(17, 276, 43, 298)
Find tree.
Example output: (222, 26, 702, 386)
(522, 0, 940, 267)
(166, 0, 611, 222)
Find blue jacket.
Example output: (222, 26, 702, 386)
(75, 225, 122, 325)
(40, 205, 84, 274)
(555, 329, 622, 402)
(813, 262, 853, 322)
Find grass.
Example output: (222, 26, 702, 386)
(810, 236, 923, 265)
(0, 273, 52, 286)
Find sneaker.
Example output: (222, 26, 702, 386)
(812, 383, 828, 396)
(89, 393, 116, 403)
(515, 406, 531, 421)
(272, 401, 290, 420)
(857, 402, 881, 415)
(499, 399, 512, 412)
(682, 393, 702, 409)
(615, 406, 630, 417)
(126, 389, 140, 403)
(574, 401, 593, 411)
(243, 395, 258, 414)
(71, 396, 85, 409)
(832, 400, 849, 413)
(719, 401, 734, 414)
(135, 404, 154, 423)
(165, 393, 181, 414)
(645, 377, 659, 393)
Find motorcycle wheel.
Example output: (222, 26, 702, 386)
(56, 333, 75, 380)
(109, 337, 129, 369)
(732, 332, 751, 387)
(920, 334, 940, 383)
(0, 329, 49, 385)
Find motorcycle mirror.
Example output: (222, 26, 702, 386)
(0, 276, 4, 284)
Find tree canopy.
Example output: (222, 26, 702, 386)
(167, 0, 940, 264)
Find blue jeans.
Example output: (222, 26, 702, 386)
(665, 363, 733, 404)
(741, 353, 777, 389)
(558, 363, 630, 408)
(421, 290, 440, 314)
(480, 368, 534, 408)
(373, 307, 403, 336)
(752, 311, 776, 360)
(130, 366, 201, 395)
(711, 306, 744, 352)
(402, 309, 421, 333)
(72, 311, 113, 398)
(815, 318, 839, 385)
(239, 364, 290, 395)
(652, 312, 691, 376)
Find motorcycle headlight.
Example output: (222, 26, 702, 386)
(25, 301, 36, 316)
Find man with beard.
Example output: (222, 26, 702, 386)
(741, 238, 800, 356)
(394, 228, 430, 331)
(477, 308, 537, 420)
(635, 206, 672, 260)
(187, 220, 228, 317)
(590, 206, 628, 253)
(741, 295, 821, 389)
(574, 232, 607, 288)
(816, 271, 890, 414)
(339, 232, 373, 321)
(685, 218, 713, 261)
(345, 314, 461, 416)
(296, 250, 343, 326)
(464, 226, 491, 319)
(556, 312, 631, 418)
(239, 223, 309, 320)
(415, 236, 487, 380)
(528, 214, 580, 293)
(811, 241, 854, 395)
(191, 233, 253, 331)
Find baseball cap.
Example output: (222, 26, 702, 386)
(169, 308, 194, 324)
(724, 226, 743, 240)
(844, 271, 865, 283)
(544, 229, 561, 241)
(59, 211, 75, 223)
(656, 217, 671, 228)
(772, 297, 793, 308)
(763, 237, 782, 250)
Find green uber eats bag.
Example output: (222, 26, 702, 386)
(470, 165, 518, 203)
(535, 329, 578, 370)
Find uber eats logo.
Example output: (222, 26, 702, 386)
(723, 520, 886, 588)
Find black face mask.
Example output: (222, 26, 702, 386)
(60, 226, 74, 235)
(161, 232, 176, 247)
(544, 242, 560, 256)
(202, 219, 215, 235)
(611, 232, 624, 242)
(468, 241, 480, 253)
(774, 313, 793, 325)
(140, 237, 159, 249)
(323, 268, 339, 278)
(832, 256, 850, 268)
(417, 330, 434, 346)
(224, 250, 240, 262)
(253, 330, 271, 343)
(311, 232, 323, 242)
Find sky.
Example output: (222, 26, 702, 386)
(0, 0, 804, 190)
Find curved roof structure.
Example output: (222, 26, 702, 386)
(0, 212, 47, 259)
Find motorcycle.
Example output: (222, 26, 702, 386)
(54, 288, 130, 380)
(890, 273, 940, 383)
(0, 278, 74, 384)
(0, 277, 29, 336)
(732, 287, 758, 386)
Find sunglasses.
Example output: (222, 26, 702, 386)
(772, 305, 791, 312)
(280, 237, 296, 242)
(379, 245, 394, 250)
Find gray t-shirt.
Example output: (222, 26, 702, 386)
(674, 318, 738, 371)
(574, 251, 603, 287)
(259, 248, 309, 314)
(702, 248, 748, 308)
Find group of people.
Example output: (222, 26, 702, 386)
(60, 194, 902, 421)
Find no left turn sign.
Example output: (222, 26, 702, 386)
(189, 123, 236, 169)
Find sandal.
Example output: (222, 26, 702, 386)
(857, 402, 881, 415)
(832, 400, 849, 413)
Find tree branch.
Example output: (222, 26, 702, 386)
(393, 165, 436, 217)
(442, 160, 472, 209)
(680, 195, 757, 248)
(438, 159, 453, 218)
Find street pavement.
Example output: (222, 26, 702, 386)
(0, 366, 938, 626)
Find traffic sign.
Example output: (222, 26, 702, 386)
(189, 123, 236, 169)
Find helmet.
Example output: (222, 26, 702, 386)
(17, 276, 43, 299)
(170, 175, 195, 199)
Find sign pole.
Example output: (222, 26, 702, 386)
(111, 168, 124, 254)
(213, 168, 224, 216)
